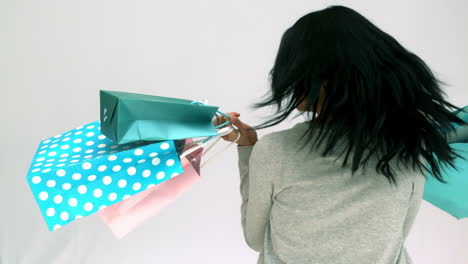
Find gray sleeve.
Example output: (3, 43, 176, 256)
(401, 176, 425, 239)
(237, 142, 274, 252)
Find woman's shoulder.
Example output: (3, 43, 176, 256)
(255, 121, 313, 152)
(266, 120, 312, 138)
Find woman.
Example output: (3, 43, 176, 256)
(214, 5, 466, 264)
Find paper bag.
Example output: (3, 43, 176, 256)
(100, 90, 220, 144)
(26, 121, 184, 231)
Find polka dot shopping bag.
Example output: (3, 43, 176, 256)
(26, 120, 184, 231)
(98, 139, 204, 239)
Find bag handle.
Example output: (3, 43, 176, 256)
(183, 99, 241, 167)
(200, 127, 241, 168)
(190, 100, 232, 129)
(180, 126, 241, 168)
(182, 125, 235, 149)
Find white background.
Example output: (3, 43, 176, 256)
(1, 0, 467, 263)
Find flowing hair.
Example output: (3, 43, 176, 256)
(248, 5, 467, 184)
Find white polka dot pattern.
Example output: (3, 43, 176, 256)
(26, 121, 184, 231)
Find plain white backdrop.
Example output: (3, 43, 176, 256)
(1, 0, 467, 263)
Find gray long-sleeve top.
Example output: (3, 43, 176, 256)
(237, 121, 426, 264)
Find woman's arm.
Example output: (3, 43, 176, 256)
(213, 111, 272, 250)
(237, 142, 274, 252)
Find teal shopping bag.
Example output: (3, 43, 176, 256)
(423, 106, 468, 219)
(100, 90, 220, 144)
(446, 105, 468, 144)
(423, 143, 468, 219)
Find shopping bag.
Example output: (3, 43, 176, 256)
(98, 140, 203, 239)
(446, 105, 468, 144)
(100, 90, 221, 144)
(423, 143, 468, 219)
(26, 121, 184, 231)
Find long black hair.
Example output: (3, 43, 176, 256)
(249, 5, 467, 184)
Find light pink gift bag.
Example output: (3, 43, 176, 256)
(98, 139, 203, 239)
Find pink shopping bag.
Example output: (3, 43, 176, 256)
(98, 139, 203, 239)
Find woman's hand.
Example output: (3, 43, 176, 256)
(214, 112, 258, 146)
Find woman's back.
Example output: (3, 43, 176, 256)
(232, 5, 466, 263)
(247, 121, 426, 264)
